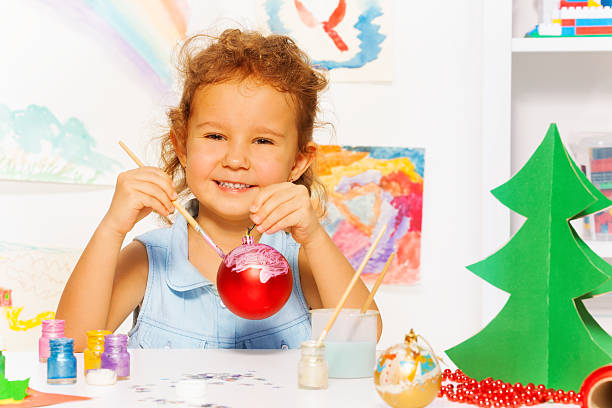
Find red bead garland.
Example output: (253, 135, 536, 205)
(438, 369, 582, 407)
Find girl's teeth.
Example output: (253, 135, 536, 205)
(219, 181, 249, 189)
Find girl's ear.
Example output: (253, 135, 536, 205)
(170, 130, 187, 167)
(290, 142, 317, 182)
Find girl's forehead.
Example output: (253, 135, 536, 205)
(190, 79, 298, 126)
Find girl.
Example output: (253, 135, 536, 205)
(56, 29, 382, 351)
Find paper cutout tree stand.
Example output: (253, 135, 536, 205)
(446, 123, 612, 391)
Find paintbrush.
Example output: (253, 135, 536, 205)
(316, 224, 387, 345)
(360, 252, 394, 314)
(118, 141, 225, 259)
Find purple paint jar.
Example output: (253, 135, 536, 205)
(39, 319, 65, 363)
(100, 334, 130, 380)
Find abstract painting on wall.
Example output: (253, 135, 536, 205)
(0, 241, 80, 351)
(258, 0, 392, 82)
(317, 145, 424, 285)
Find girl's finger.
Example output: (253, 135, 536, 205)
(129, 171, 177, 206)
(263, 208, 301, 235)
(256, 200, 298, 233)
(253, 191, 296, 227)
(139, 193, 172, 217)
(132, 181, 176, 214)
(133, 167, 178, 202)
(250, 182, 293, 213)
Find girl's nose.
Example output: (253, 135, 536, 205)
(222, 142, 250, 170)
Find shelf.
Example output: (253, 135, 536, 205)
(512, 37, 612, 52)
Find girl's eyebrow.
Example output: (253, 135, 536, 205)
(196, 121, 285, 138)
(195, 120, 226, 130)
(253, 126, 285, 138)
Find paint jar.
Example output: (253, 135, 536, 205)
(39, 319, 65, 363)
(311, 308, 379, 378)
(47, 338, 77, 384)
(298, 340, 328, 390)
(100, 334, 130, 380)
(84, 329, 111, 374)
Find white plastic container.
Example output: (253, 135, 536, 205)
(310, 308, 379, 378)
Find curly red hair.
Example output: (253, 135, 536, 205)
(160, 29, 328, 209)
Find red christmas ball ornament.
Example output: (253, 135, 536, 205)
(217, 234, 292, 320)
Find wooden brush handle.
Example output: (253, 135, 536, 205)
(316, 224, 387, 345)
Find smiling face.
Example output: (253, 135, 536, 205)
(173, 78, 311, 223)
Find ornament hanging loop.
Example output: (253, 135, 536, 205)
(247, 224, 256, 235)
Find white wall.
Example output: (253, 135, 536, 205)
(1, 0, 491, 353)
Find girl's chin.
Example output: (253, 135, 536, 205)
(209, 207, 254, 224)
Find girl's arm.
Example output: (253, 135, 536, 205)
(298, 225, 383, 342)
(55, 223, 147, 351)
(56, 167, 177, 351)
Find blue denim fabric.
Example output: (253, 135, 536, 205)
(127, 213, 311, 349)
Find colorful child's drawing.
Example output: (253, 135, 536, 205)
(317, 145, 424, 285)
(0, 242, 80, 350)
(258, 0, 392, 82)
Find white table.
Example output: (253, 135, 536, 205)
(3, 350, 572, 408)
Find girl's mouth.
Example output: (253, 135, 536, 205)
(215, 180, 255, 191)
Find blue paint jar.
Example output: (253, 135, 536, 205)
(47, 338, 77, 384)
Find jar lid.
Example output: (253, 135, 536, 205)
(176, 379, 208, 403)
(86, 369, 117, 386)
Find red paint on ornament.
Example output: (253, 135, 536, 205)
(579, 364, 612, 408)
(217, 236, 292, 320)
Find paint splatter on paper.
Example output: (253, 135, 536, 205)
(318, 145, 424, 285)
(4, 308, 55, 332)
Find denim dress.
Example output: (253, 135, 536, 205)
(127, 213, 312, 349)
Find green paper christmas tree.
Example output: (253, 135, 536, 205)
(446, 123, 612, 391)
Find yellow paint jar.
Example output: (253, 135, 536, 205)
(84, 329, 111, 374)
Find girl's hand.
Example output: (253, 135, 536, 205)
(250, 182, 321, 246)
(101, 167, 177, 236)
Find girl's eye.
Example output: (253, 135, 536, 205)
(205, 134, 224, 141)
(254, 138, 273, 145)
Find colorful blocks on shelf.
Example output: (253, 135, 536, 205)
(562, 26, 577, 35)
(577, 25, 612, 34)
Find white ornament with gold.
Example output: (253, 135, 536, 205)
(374, 330, 442, 408)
